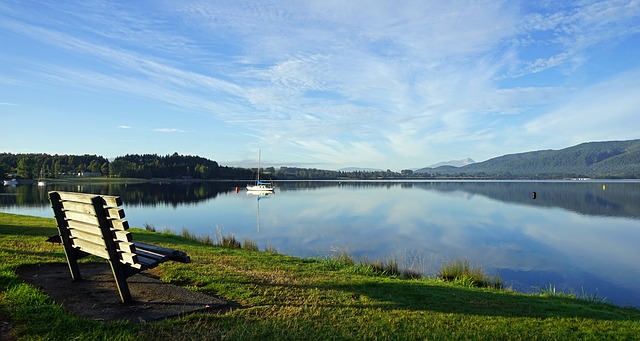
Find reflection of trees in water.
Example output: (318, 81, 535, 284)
(3, 180, 639, 219)
(414, 181, 640, 219)
(0, 182, 238, 207)
(277, 181, 640, 219)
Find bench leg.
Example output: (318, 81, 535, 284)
(108, 261, 133, 304)
(63, 247, 83, 281)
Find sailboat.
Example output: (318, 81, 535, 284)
(246, 150, 275, 193)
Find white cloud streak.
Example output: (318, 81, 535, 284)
(154, 128, 188, 133)
(1, 0, 639, 168)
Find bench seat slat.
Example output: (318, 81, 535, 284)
(135, 248, 168, 262)
(135, 254, 161, 269)
(134, 242, 190, 262)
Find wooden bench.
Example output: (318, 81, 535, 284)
(48, 191, 190, 304)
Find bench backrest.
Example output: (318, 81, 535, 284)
(49, 191, 143, 269)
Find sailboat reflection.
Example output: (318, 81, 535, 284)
(247, 191, 273, 232)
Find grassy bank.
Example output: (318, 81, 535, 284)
(1, 212, 639, 340)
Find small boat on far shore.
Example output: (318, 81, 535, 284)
(3, 179, 18, 186)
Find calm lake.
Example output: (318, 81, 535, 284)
(2, 180, 639, 308)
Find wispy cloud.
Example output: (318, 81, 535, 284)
(154, 128, 188, 133)
(1, 0, 639, 168)
(525, 67, 640, 146)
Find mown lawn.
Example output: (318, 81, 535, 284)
(1, 212, 639, 340)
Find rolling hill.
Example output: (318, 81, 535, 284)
(415, 139, 640, 179)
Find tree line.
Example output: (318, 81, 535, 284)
(0, 153, 253, 180)
(0, 153, 109, 180)
(1, 152, 412, 181)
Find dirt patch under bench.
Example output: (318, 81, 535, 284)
(16, 262, 231, 323)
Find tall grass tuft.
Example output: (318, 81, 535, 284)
(327, 248, 422, 279)
(242, 238, 259, 252)
(264, 243, 278, 254)
(213, 226, 241, 249)
(330, 247, 356, 266)
(144, 223, 156, 232)
(537, 284, 607, 304)
(360, 256, 422, 279)
(180, 227, 196, 241)
(439, 259, 502, 289)
(581, 287, 607, 303)
(219, 234, 242, 249)
(179, 227, 214, 245)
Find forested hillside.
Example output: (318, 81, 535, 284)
(416, 139, 640, 179)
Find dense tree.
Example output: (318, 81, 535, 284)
(16, 157, 35, 179)
(0, 153, 109, 179)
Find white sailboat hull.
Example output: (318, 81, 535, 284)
(246, 183, 274, 192)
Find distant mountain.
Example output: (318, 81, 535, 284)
(339, 167, 383, 173)
(429, 158, 475, 168)
(415, 139, 640, 179)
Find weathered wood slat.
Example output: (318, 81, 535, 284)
(110, 219, 129, 231)
(112, 229, 132, 242)
(105, 207, 125, 219)
(69, 228, 106, 246)
(57, 191, 99, 204)
(116, 240, 136, 254)
(57, 191, 122, 207)
(72, 238, 109, 259)
(66, 220, 101, 234)
(99, 195, 122, 207)
(60, 201, 97, 215)
(64, 211, 100, 225)
(118, 251, 140, 266)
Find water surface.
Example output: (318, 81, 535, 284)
(2, 180, 639, 308)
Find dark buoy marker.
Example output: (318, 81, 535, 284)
(532, 191, 537, 199)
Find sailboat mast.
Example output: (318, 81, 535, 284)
(257, 149, 261, 183)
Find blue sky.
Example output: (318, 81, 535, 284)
(1, 0, 639, 170)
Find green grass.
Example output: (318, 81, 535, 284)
(1, 212, 639, 340)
